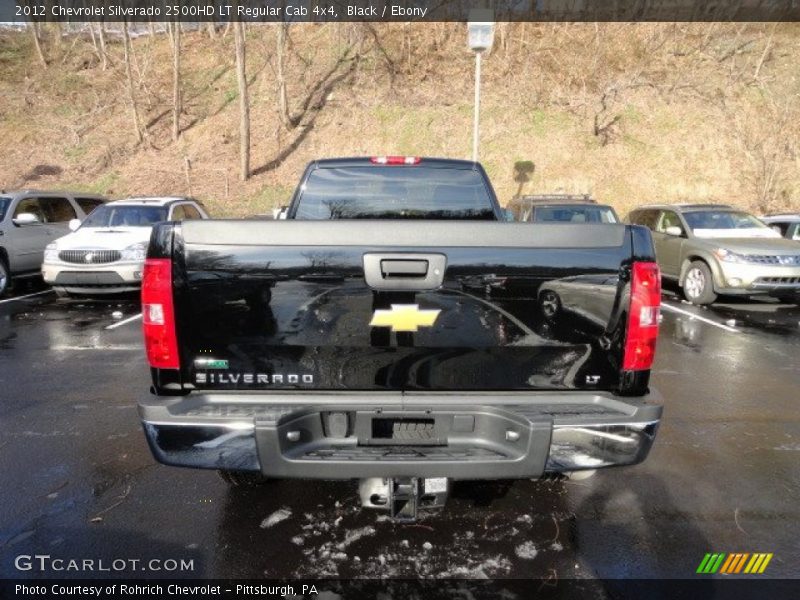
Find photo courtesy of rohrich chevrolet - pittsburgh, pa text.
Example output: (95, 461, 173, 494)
(0, 0, 799, 598)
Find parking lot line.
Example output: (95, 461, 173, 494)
(0, 290, 54, 305)
(661, 302, 740, 333)
(105, 313, 143, 330)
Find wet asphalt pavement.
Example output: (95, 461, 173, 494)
(0, 281, 799, 583)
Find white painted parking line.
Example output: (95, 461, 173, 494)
(52, 345, 141, 351)
(0, 290, 54, 305)
(105, 313, 143, 330)
(661, 302, 740, 333)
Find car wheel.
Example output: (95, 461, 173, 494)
(0, 259, 9, 297)
(540, 290, 561, 320)
(682, 261, 717, 305)
(218, 470, 271, 487)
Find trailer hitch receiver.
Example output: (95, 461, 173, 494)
(358, 477, 449, 522)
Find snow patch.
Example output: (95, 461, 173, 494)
(515, 541, 538, 559)
(260, 508, 292, 528)
(336, 526, 376, 550)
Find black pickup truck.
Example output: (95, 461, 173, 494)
(138, 157, 663, 520)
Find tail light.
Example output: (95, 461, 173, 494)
(141, 258, 179, 369)
(370, 156, 421, 165)
(623, 262, 661, 371)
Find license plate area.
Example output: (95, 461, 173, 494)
(360, 413, 445, 446)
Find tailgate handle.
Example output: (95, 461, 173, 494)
(381, 260, 428, 277)
(364, 253, 447, 291)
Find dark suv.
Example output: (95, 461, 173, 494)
(507, 194, 619, 224)
(0, 190, 107, 296)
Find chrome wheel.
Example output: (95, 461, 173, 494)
(684, 267, 705, 299)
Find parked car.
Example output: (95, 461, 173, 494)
(761, 214, 800, 242)
(42, 196, 209, 297)
(138, 156, 662, 521)
(507, 194, 619, 224)
(627, 204, 800, 305)
(538, 273, 621, 330)
(0, 190, 107, 296)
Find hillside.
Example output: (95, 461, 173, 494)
(1, 22, 798, 217)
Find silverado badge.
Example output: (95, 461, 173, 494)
(369, 304, 441, 332)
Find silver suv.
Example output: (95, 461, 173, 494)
(0, 190, 107, 296)
(627, 204, 800, 305)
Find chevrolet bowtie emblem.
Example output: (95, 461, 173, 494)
(369, 304, 441, 332)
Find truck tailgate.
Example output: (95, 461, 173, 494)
(170, 221, 634, 393)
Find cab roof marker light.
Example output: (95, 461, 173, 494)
(370, 156, 421, 165)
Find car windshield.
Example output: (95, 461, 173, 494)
(0, 197, 9, 221)
(81, 205, 168, 228)
(533, 205, 618, 223)
(683, 210, 779, 239)
(293, 166, 496, 220)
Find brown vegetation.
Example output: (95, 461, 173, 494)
(0, 22, 797, 217)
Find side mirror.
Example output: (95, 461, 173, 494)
(665, 226, 683, 237)
(12, 212, 40, 226)
(68, 218, 81, 232)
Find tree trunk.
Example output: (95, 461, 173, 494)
(88, 18, 99, 54)
(172, 21, 182, 141)
(206, 22, 217, 39)
(31, 22, 47, 67)
(234, 21, 250, 181)
(277, 23, 291, 128)
(122, 20, 144, 144)
(98, 21, 108, 70)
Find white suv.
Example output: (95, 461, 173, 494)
(42, 197, 209, 296)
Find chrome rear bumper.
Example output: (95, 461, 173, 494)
(139, 390, 661, 479)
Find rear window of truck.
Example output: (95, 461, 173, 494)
(0, 197, 9, 221)
(293, 166, 496, 220)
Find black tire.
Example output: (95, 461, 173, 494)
(681, 261, 717, 305)
(218, 470, 271, 487)
(0, 258, 9, 297)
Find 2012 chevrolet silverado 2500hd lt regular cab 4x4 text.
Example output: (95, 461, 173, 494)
(137, 157, 663, 520)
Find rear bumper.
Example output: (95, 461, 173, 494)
(138, 390, 662, 480)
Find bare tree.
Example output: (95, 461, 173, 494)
(171, 20, 182, 141)
(30, 22, 47, 67)
(122, 19, 144, 144)
(97, 21, 108, 70)
(206, 22, 217, 40)
(234, 21, 250, 180)
(276, 22, 291, 128)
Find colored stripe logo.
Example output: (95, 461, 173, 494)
(697, 553, 773, 574)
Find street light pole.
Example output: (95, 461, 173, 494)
(472, 51, 482, 162)
(467, 13, 494, 164)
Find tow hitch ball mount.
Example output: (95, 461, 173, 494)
(358, 477, 449, 521)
